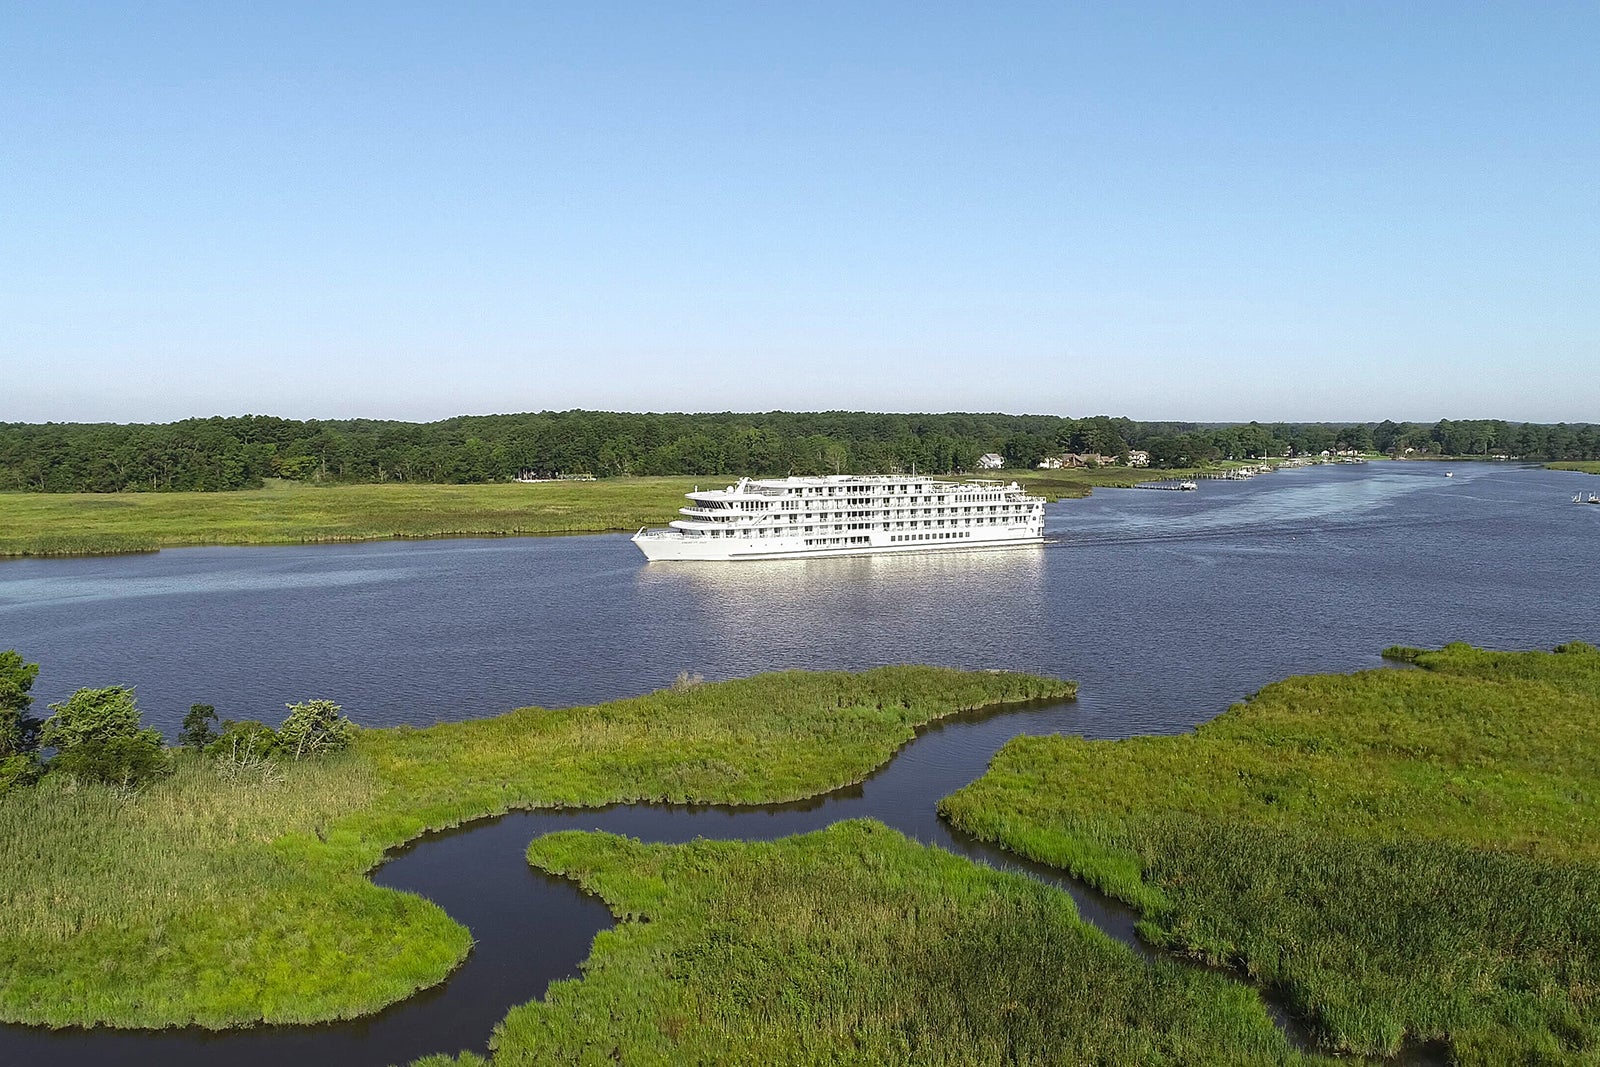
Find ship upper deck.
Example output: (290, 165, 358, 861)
(671, 475, 1043, 530)
(685, 474, 1018, 502)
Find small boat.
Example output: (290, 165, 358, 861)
(1444, 471, 1454, 478)
(1178, 481, 1198, 491)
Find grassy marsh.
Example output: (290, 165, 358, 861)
(0, 477, 700, 556)
(416, 821, 1309, 1066)
(1, 466, 1238, 556)
(941, 642, 1600, 1063)
(1549, 461, 1600, 475)
(0, 667, 1072, 1029)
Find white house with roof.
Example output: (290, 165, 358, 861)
(977, 453, 1006, 470)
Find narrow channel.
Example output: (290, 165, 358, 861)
(3, 694, 1325, 1065)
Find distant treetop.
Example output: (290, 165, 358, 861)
(0, 411, 1592, 492)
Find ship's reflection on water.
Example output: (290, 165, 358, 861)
(634, 544, 1050, 662)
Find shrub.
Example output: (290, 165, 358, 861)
(180, 704, 219, 750)
(211, 722, 286, 784)
(0, 650, 41, 760)
(206, 719, 280, 759)
(278, 700, 355, 760)
(49, 734, 170, 789)
(41, 686, 143, 751)
(40, 686, 169, 788)
(0, 753, 38, 793)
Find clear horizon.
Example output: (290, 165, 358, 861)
(3, 3, 1596, 425)
(18, 405, 1592, 430)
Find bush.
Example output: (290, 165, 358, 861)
(180, 704, 219, 750)
(206, 719, 280, 758)
(40, 686, 169, 787)
(0, 650, 41, 760)
(0, 753, 39, 793)
(207, 720, 285, 783)
(277, 700, 355, 760)
(41, 686, 144, 751)
(48, 734, 170, 789)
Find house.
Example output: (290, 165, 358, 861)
(1127, 450, 1150, 468)
(1036, 456, 1063, 470)
(977, 453, 1006, 470)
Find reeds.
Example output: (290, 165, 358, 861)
(466, 821, 1304, 1066)
(0, 478, 700, 556)
(942, 642, 1600, 1063)
(0, 667, 1070, 1029)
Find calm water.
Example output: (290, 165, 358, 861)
(1, 462, 1596, 1064)
(3, 462, 1596, 737)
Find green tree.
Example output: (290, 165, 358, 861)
(180, 704, 219, 750)
(278, 699, 356, 760)
(1002, 434, 1049, 470)
(0, 650, 41, 789)
(41, 686, 169, 787)
(0, 650, 40, 757)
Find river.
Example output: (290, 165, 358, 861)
(1, 461, 1596, 1063)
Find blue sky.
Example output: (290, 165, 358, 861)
(3, 2, 1596, 424)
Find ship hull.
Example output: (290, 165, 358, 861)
(633, 527, 1044, 562)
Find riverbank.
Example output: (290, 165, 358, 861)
(2, 465, 1265, 557)
(1011, 464, 1218, 500)
(941, 642, 1600, 1064)
(0, 667, 1072, 1029)
(1549, 461, 1600, 474)
(0, 478, 700, 557)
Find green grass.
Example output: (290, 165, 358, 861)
(1549, 461, 1600, 475)
(941, 642, 1600, 1064)
(0, 667, 1072, 1029)
(0, 465, 1279, 555)
(0, 477, 701, 556)
(414, 821, 1310, 1067)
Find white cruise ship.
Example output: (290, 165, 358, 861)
(632, 474, 1046, 561)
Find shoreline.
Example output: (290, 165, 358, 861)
(1, 464, 1299, 559)
(0, 668, 1073, 1032)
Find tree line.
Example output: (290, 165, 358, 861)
(0, 649, 354, 792)
(1, 411, 1595, 492)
